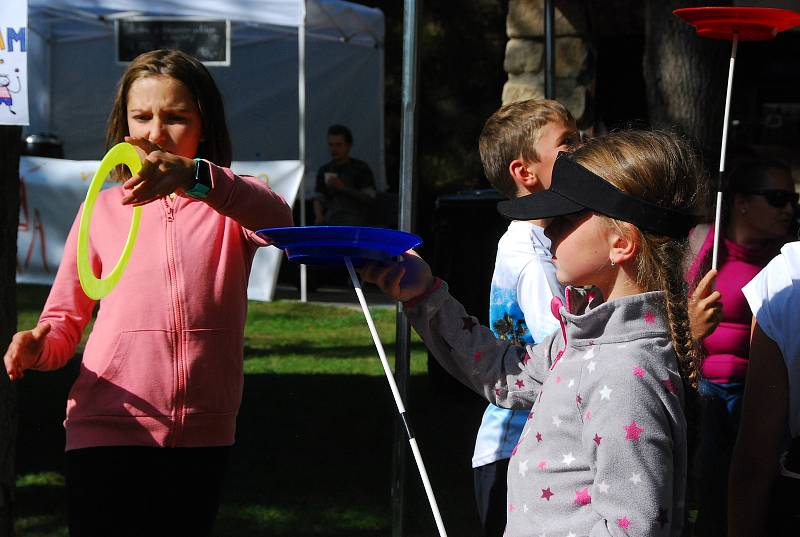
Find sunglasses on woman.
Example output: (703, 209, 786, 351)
(742, 189, 799, 208)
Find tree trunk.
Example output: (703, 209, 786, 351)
(0, 125, 22, 537)
(643, 0, 731, 164)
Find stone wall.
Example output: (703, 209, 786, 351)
(502, 0, 593, 127)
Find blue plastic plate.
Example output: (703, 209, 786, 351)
(256, 226, 422, 267)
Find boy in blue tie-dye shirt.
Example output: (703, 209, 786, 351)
(472, 99, 578, 536)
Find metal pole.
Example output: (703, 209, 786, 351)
(544, 0, 556, 99)
(298, 4, 308, 302)
(394, 1, 420, 535)
(399, 0, 419, 235)
(393, 305, 411, 537)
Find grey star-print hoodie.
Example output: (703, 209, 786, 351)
(406, 282, 687, 537)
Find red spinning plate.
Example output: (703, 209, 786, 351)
(674, 7, 800, 41)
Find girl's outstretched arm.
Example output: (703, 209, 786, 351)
(407, 284, 555, 408)
(121, 136, 293, 234)
(362, 252, 555, 407)
(196, 163, 293, 234)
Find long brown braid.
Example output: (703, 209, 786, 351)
(651, 237, 702, 389)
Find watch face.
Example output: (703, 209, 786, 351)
(186, 159, 211, 199)
(197, 159, 212, 186)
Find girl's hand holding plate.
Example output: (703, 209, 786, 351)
(359, 251, 435, 302)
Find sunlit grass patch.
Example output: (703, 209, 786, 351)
(14, 515, 69, 537)
(243, 300, 429, 376)
(15, 472, 67, 537)
(217, 503, 387, 535)
(16, 471, 64, 488)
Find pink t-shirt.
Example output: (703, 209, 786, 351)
(687, 225, 777, 383)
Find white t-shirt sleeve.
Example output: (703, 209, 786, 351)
(516, 256, 561, 343)
(742, 242, 800, 362)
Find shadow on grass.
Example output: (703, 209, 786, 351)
(16, 359, 487, 536)
(243, 341, 429, 360)
(14, 284, 52, 311)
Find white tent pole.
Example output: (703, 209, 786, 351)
(378, 38, 387, 192)
(47, 30, 54, 134)
(344, 258, 447, 537)
(711, 33, 738, 271)
(299, 1, 308, 302)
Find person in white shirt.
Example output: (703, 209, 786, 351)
(730, 240, 800, 537)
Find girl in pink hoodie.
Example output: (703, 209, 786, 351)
(4, 50, 293, 536)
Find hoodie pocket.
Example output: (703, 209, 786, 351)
(182, 329, 243, 415)
(70, 330, 175, 418)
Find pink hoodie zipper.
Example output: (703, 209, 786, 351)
(163, 198, 186, 446)
(549, 295, 567, 370)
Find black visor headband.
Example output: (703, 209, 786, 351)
(497, 154, 697, 239)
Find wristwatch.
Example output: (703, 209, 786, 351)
(185, 158, 212, 199)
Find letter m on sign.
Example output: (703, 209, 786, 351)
(7, 28, 26, 52)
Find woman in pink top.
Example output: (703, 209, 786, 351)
(686, 159, 796, 537)
(3, 50, 293, 537)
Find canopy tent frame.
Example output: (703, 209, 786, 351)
(26, 0, 386, 230)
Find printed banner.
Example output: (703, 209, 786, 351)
(17, 157, 303, 301)
(0, 0, 28, 125)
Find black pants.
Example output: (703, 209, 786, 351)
(695, 382, 743, 537)
(65, 446, 230, 537)
(767, 473, 800, 536)
(473, 459, 509, 537)
(767, 438, 800, 537)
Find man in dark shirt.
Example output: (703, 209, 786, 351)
(313, 124, 376, 226)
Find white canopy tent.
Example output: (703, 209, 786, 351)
(25, 0, 386, 193)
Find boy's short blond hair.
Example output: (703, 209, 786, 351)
(479, 99, 576, 199)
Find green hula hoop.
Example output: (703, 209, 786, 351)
(77, 142, 142, 300)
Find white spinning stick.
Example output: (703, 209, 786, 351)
(344, 257, 448, 537)
(712, 34, 738, 271)
(673, 6, 800, 268)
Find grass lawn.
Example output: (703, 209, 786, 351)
(14, 284, 487, 536)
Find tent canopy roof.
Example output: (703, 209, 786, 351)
(25, 0, 386, 191)
(29, 0, 384, 47)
